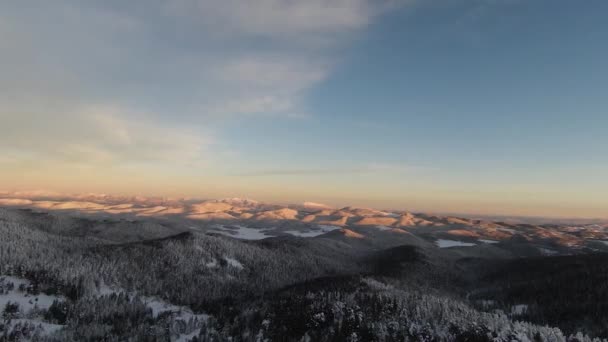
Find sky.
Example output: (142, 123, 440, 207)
(1, 0, 607, 218)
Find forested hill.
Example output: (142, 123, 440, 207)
(1, 207, 607, 341)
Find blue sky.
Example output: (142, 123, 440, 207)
(1, 0, 607, 217)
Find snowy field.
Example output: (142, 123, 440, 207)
(144, 297, 208, 322)
(210, 224, 341, 239)
(0, 276, 61, 311)
(0, 275, 66, 338)
(435, 239, 477, 248)
(284, 225, 341, 237)
(92, 282, 207, 341)
(209, 224, 276, 240)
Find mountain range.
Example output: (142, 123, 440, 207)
(1, 192, 608, 340)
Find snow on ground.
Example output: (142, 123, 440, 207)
(435, 239, 477, 248)
(144, 297, 208, 342)
(11, 319, 63, 335)
(223, 256, 244, 270)
(0, 276, 62, 312)
(95, 282, 128, 296)
(375, 225, 393, 231)
(539, 248, 559, 256)
(497, 227, 516, 233)
(478, 239, 499, 244)
(478, 299, 496, 309)
(143, 297, 208, 322)
(92, 283, 208, 325)
(284, 230, 325, 237)
(205, 258, 219, 268)
(600, 240, 608, 246)
(175, 330, 201, 342)
(284, 225, 341, 237)
(92, 283, 207, 342)
(1, 276, 207, 341)
(511, 304, 528, 315)
(209, 224, 275, 240)
(0, 275, 66, 337)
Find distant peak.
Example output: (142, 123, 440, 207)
(302, 202, 332, 209)
(216, 198, 261, 206)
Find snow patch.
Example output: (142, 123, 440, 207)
(0, 276, 62, 312)
(176, 329, 201, 342)
(95, 282, 126, 296)
(478, 299, 496, 309)
(210, 224, 275, 240)
(143, 297, 208, 322)
(12, 319, 63, 335)
(539, 248, 558, 256)
(497, 227, 516, 233)
(435, 239, 477, 248)
(284, 225, 341, 238)
(478, 239, 499, 244)
(284, 230, 325, 237)
(205, 258, 219, 268)
(511, 304, 528, 315)
(223, 256, 244, 270)
(0, 276, 66, 337)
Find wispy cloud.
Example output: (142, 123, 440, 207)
(235, 163, 434, 176)
(168, 0, 401, 38)
(0, 0, 406, 170)
(0, 105, 210, 167)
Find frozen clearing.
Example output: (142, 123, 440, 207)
(478, 239, 499, 244)
(436, 239, 477, 248)
(210, 224, 275, 240)
(0, 275, 66, 337)
(284, 225, 341, 237)
(144, 297, 208, 322)
(0, 276, 62, 312)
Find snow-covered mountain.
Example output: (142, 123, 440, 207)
(1, 191, 607, 252)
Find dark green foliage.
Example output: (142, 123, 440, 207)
(471, 254, 608, 337)
(2, 302, 19, 321)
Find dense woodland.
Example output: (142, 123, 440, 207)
(470, 254, 608, 337)
(0, 208, 607, 341)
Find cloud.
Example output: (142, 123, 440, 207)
(168, 0, 399, 38)
(236, 163, 432, 176)
(0, 1, 406, 170)
(209, 56, 328, 116)
(0, 105, 209, 167)
(0, 0, 405, 119)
